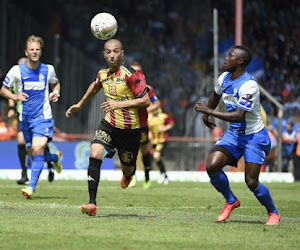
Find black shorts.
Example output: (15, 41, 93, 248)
(152, 142, 166, 154)
(91, 119, 141, 167)
(140, 126, 149, 145)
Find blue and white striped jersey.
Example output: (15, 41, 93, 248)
(2, 62, 58, 122)
(215, 71, 264, 135)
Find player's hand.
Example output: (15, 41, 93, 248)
(7, 109, 15, 119)
(66, 104, 81, 117)
(202, 114, 216, 129)
(17, 92, 28, 102)
(101, 100, 120, 113)
(158, 126, 165, 132)
(49, 91, 60, 102)
(195, 101, 211, 114)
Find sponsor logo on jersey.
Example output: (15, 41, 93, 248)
(238, 97, 252, 108)
(39, 74, 45, 82)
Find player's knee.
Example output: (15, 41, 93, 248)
(206, 158, 220, 173)
(245, 176, 259, 191)
(32, 145, 45, 155)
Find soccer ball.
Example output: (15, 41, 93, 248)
(90, 12, 118, 40)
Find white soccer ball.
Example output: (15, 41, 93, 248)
(90, 12, 118, 40)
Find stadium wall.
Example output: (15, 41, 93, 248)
(0, 141, 294, 183)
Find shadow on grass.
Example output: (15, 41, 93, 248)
(99, 213, 157, 219)
(34, 196, 68, 200)
(227, 220, 263, 225)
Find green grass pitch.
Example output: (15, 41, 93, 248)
(1, 179, 300, 249)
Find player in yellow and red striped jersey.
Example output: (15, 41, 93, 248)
(66, 39, 150, 216)
(148, 108, 174, 185)
(128, 62, 161, 189)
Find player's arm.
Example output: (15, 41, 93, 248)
(66, 81, 101, 117)
(7, 99, 16, 118)
(147, 99, 160, 113)
(49, 82, 61, 102)
(159, 117, 174, 133)
(196, 102, 246, 123)
(101, 92, 150, 113)
(0, 85, 28, 102)
(195, 91, 222, 129)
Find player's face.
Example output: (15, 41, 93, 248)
(224, 48, 240, 72)
(103, 41, 124, 70)
(25, 41, 42, 63)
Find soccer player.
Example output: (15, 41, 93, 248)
(66, 39, 150, 216)
(7, 57, 56, 184)
(129, 62, 161, 189)
(195, 45, 280, 225)
(0, 35, 63, 198)
(148, 108, 174, 185)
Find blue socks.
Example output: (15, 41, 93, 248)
(253, 183, 278, 214)
(29, 155, 45, 192)
(209, 171, 236, 204)
(44, 150, 58, 162)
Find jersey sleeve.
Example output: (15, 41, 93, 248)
(2, 65, 20, 88)
(48, 65, 59, 84)
(165, 114, 174, 126)
(95, 70, 103, 88)
(148, 85, 158, 103)
(214, 72, 228, 95)
(236, 80, 259, 112)
(127, 71, 149, 98)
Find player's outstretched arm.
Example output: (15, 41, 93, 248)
(66, 81, 100, 117)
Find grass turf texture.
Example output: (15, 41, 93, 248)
(0, 180, 300, 249)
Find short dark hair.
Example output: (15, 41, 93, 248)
(232, 45, 252, 67)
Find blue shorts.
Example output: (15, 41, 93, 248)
(20, 118, 54, 149)
(215, 128, 271, 166)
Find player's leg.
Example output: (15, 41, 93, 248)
(118, 148, 137, 189)
(21, 136, 48, 198)
(206, 147, 238, 204)
(244, 128, 280, 225)
(206, 138, 242, 222)
(117, 128, 141, 189)
(44, 144, 55, 182)
(245, 162, 280, 224)
(81, 120, 115, 216)
(43, 144, 62, 174)
(81, 143, 114, 216)
(88, 144, 105, 205)
(16, 130, 29, 185)
(141, 127, 152, 183)
(140, 143, 152, 188)
(154, 143, 168, 185)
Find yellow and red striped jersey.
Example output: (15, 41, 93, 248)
(148, 109, 174, 144)
(96, 63, 148, 129)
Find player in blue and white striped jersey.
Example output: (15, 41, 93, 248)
(195, 45, 280, 225)
(0, 35, 63, 199)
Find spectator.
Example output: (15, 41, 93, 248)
(282, 122, 297, 172)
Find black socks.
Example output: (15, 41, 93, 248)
(18, 144, 27, 178)
(88, 157, 102, 205)
(143, 153, 152, 182)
